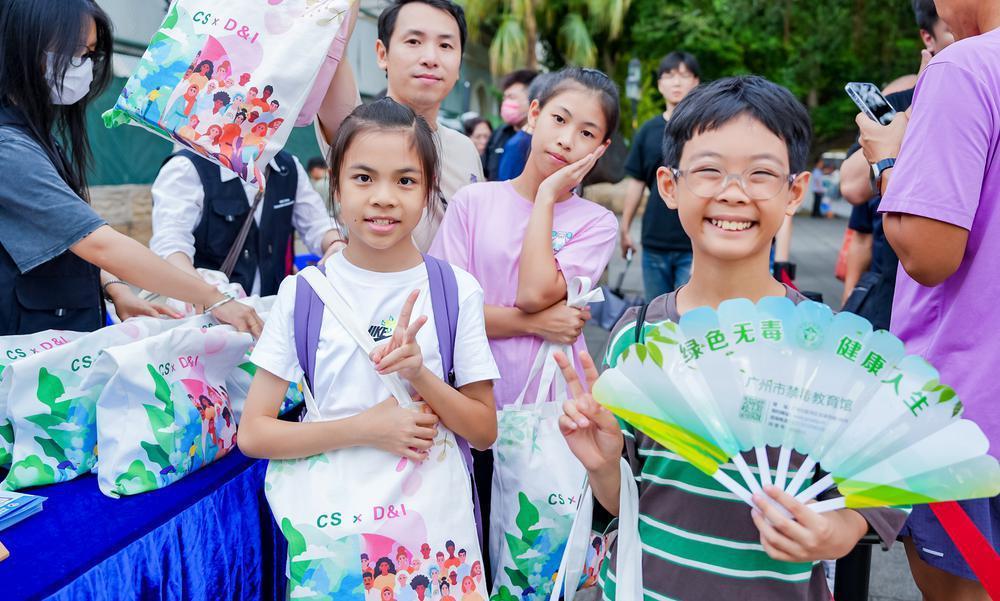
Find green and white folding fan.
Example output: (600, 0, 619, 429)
(594, 297, 1000, 514)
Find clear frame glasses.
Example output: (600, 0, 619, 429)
(671, 167, 800, 201)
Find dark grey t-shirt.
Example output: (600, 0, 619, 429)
(0, 125, 106, 273)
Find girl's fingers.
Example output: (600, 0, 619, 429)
(412, 426, 438, 440)
(553, 351, 585, 398)
(410, 438, 434, 451)
(413, 412, 439, 426)
(559, 414, 579, 435)
(389, 289, 420, 349)
(563, 398, 590, 429)
(402, 448, 426, 462)
(579, 351, 600, 390)
(405, 315, 428, 343)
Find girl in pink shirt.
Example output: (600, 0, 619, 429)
(430, 67, 619, 410)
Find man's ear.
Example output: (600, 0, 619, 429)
(375, 39, 389, 73)
(656, 166, 679, 209)
(785, 171, 809, 216)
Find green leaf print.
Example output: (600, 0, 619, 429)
(147, 364, 174, 413)
(647, 343, 664, 369)
(490, 586, 519, 601)
(141, 441, 172, 472)
(503, 565, 530, 591)
(635, 345, 648, 363)
(0, 422, 12, 444)
(36, 368, 69, 418)
(35, 435, 68, 465)
(114, 460, 159, 496)
(514, 492, 541, 545)
(24, 413, 64, 432)
(3, 454, 56, 490)
(281, 518, 309, 584)
(144, 404, 174, 451)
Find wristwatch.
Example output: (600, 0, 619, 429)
(871, 158, 896, 193)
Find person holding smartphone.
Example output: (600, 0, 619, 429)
(857, 1, 1000, 599)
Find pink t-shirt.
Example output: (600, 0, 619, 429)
(880, 28, 1000, 456)
(430, 181, 617, 408)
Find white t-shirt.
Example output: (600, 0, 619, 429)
(250, 253, 499, 421)
(316, 120, 484, 252)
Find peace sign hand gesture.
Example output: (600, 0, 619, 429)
(555, 350, 624, 473)
(371, 290, 429, 382)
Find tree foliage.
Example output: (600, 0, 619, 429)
(465, 0, 923, 150)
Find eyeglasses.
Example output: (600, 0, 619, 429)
(671, 167, 799, 201)
(69, 49, 106, 68)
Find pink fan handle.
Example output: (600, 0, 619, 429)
(930, 501, 1000, 598)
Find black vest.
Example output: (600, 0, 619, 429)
(172, 150, 298, 296)
(0, 106, 104, 336)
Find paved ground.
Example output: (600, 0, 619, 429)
(583, 214, 922, 601)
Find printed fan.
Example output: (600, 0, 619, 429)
(594, 297, 1000, 512)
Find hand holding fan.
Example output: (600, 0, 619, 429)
(594, 297, 1000, 515)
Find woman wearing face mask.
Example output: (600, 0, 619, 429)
(0, 0, 262, 337)
(483, 69, 536, 181)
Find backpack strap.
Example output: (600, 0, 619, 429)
(634, 303, 651, 344)
(423, 253, 483, 540)
(294, 264, 326, 394)
(423, 254, 459, 386)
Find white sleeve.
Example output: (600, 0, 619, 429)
(290, 156, 335, 255)
(149, 156, 206, 260)
(452, 271, 501, 388)
(249, 275, 305, 384)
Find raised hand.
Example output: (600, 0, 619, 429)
(554, 350, 624, 472)
(371, 289, 429, 382)
(536, 142, 610, 204)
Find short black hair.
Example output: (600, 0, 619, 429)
(328, 97, 440, 211)
(912, 0, 940, 34)
(536, 67, 621, 140)
(462, 116, 490, 136)
(411, 575, 430, 590)
(500, 69, 538, 92)
(662, 75, 813, 174)
(658, 51, 701, 80)
(378, 0, 467, 53)
(213, 91, 231, 105)
(306, 157, 327, 172)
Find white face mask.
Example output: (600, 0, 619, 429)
(46, 52, 94, 106)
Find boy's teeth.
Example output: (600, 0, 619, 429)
(711, 219, 752, 231)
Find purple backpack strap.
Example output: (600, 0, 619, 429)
(293, 265, 326, 394)
(424, 254, 483, 538)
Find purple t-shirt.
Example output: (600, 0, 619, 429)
(880, 28, 1000, 456)
(430, 181, 617, 408)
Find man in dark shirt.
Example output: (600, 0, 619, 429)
(484, 69, 536, 180)
(620, 51, 701, 301)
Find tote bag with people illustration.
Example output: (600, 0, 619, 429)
(0, 317, 202, 491)
(264, 266, 486, 600)
(104, 0, 355, 188)
(489, 278, 602, 600)
(87, 324, 252, 498)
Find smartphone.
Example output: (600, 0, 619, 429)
(845, 82, 898, 126)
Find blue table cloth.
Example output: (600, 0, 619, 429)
(0, 449, 286, 600)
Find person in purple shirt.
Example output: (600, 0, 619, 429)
(857, 1, 1000, 599)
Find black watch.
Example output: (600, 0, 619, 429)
(871, 158, 896, 192)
